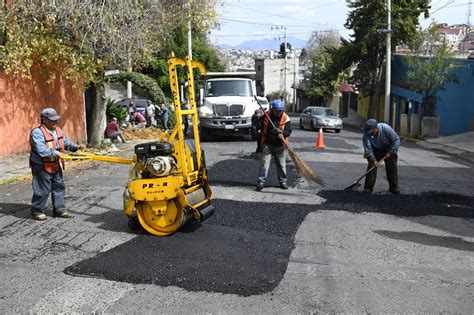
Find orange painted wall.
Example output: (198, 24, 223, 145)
(0, 69, 86, 156)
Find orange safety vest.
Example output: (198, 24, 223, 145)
(30, 125, 65, 174)
(260, 111, 290, 145)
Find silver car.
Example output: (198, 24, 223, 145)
(299, 106, 343, 133)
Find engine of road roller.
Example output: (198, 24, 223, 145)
(122, 138, 213, 236)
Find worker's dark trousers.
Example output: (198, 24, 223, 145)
(364, 150, 398, 192)
(31, 163, 66, 216)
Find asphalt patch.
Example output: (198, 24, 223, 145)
(65, 199, 314, 296)
(317, 190, 474, 218)
(208, 158, 297, 188)
(64, 191, 474, 296)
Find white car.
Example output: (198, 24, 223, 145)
(299, 106, 343, 133)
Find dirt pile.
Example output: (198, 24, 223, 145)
(123, 127, 163, 140)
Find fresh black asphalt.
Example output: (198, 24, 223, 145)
(64, 189, 474, 296)
(63, 136, 474, 297)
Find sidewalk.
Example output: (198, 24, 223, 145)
(342, 110, 474, 164)
(0, 142, 134, 186)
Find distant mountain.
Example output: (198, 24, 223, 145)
(220, 36, 307, 51)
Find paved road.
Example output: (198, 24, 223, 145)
(0, 126, 473, 313)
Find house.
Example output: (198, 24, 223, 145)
(255, 51, 300, 108)
(373, 55, 474, 137)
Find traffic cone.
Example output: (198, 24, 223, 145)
(314, 127, 326, 148)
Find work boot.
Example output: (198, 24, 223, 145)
(32, 213, 47, 221)
(54, 211, 73, 218)
(279, 182, 289, 190)
(389, 188, 400, 194)
(256, 183, 264, 192)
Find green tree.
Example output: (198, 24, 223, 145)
(143, 25, 225, 98)
(302, 30, 343, 105)
(334, 0, 430, 118)
(404, 23, 459, 117)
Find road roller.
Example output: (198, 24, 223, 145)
(61, 56, 214, 236)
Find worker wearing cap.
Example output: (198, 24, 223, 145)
(256, 99, 292, 191)
(363, 118, 400, 194)
(29, 108, 85, 220)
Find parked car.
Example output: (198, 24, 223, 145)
(299, 106, 343, 133)
(117, 98, 149, 116)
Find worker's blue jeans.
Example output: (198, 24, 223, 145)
(257, 144, 287, 185)
(31, 163, 66, 216)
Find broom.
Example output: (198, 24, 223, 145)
(255, 97, 320, 183)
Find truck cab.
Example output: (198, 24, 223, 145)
(198, 72, 267, 140)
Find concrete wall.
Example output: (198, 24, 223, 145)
(256, 58, 299, 102)
(0, 69, 86, 156)
(393, 55, 474, 135)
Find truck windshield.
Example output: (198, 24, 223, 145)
(205, 80, 253, 97)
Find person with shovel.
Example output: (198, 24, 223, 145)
(363, 118, 400, 194)
(256, 99, 292, 191)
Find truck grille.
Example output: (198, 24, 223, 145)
(213, 104, 244, 116)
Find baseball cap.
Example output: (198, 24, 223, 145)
(40, 108, 61, 121)
(365, 119, 378, 133)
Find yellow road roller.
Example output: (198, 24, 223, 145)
(61, 56, 213, 236)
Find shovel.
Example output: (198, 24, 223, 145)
(344, 137, 408, 191)
(343, 156, 388, 191)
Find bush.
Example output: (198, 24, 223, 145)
(105, 98, 128, 124)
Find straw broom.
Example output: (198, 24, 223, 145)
(255, 97, 320, 183)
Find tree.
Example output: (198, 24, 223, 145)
(336, 0, 430, 118)
(0, 0, 220, 146)
(404, 23, 459, 117)
(302, 30, 343, 105)
(142, 25, 226, 98)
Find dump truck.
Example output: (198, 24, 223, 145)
(198, 71, 269, 140)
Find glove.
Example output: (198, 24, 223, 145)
(384, 152, 391, 160)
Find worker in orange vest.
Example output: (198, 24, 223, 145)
(29, 108, 85, 220)
(256, 99, 292, 191)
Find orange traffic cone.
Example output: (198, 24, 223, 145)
(314, 127, 326, 148)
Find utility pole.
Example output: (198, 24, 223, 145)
(271, 25, 288, 106)
(187, 18, 192, 60)
(467, 0, 472, 26)
(284, 27, 288, 108)
(384, 0, 391, 124)
(292, 49, 297, 112)
(179, 0, 192, 60)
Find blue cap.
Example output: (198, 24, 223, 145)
(40, 108, 61, 121)
(270, 99, 284, 111)
(365, 119, 378, 133)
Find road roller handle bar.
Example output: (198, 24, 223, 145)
(60, 151, 134, 165)
(167, 55, 206, 184)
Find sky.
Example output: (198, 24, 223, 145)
(209, 0, 474, 47)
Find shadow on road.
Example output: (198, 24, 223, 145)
(374, 230, 474, 252)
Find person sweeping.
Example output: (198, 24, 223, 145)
(255, 99, 292, 191)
